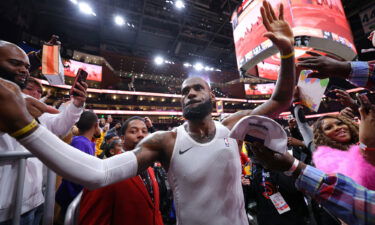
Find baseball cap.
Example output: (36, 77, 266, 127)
(229, 115, 287, 154)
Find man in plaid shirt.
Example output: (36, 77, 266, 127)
(297, 31, 375, 91)
(248, 140, 375, 225)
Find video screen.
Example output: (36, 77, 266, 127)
(232, 0, 355, 71)
(245, 83, 275, 95)
(64, 59, 102, 82)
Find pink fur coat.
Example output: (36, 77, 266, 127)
(313, 145, 375, 190)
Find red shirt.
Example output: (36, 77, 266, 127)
(78, 167, 164, 225)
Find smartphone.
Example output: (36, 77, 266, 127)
(70, 69, 88, 96)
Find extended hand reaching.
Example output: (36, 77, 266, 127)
(260, 1, 294, 54)
(297, 51, 351, 79)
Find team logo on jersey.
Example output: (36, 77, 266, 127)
(224, 138, 230, 147)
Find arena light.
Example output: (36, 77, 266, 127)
(154, 56, 164, 66)
(175, 0, 185, 9)
(70, 0, 78, 4)
(114, 15, 125, 26)
(193, 62, 204, 71)
(78, 2, 96, 16)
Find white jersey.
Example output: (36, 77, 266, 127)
(168, 121, 248, 225)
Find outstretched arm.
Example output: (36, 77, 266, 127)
(0, 78, 164, 190)
(223, 1, 295, 129)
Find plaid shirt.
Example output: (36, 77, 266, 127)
(349, 61, 375, 90)
(295, 165, 375, 225)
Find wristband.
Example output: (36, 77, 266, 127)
(284, 158, 299, 176)
(10, 120, 38, 138)
(280, 51, 295, 59)
(359, 142, 375, 151)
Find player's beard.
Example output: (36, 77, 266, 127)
(183, 99, 213, 121)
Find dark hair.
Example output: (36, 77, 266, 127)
(120, 116, 145, 136)
(105, 139, 122, 158)
(313, 115, 359, 150)
(76, 111, 98, 133)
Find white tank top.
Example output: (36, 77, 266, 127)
(168, 121, 248, 225)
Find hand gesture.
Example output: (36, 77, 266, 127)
(297, 51, 351, 79)
(261, 1, 294, 54)
(241, 176, 251, 186)
(358, 94, 375, 165)
(358, 95, 375, 148)
(71, 81, 88, 108)
(248, 142, 294, 171)
(25, 97, 59, 118)
(339, 107, 355, 120)
(288, 137, 305, 147)
(0, 78, 58, 134)
(332, 89, 357, 108)
(144, 117, 153, 128)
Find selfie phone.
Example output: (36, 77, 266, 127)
(70, 69, 88, 96)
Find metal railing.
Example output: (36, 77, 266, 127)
(0, 151, 56, 225)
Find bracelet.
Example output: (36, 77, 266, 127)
(280, 51, 295, 59)
(10, 120, 38, 138)
(284, 158, 299, 176)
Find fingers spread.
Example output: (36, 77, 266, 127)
(278, 3, 284, 20)
(268, 2, 278, 21)
(260, 7, 271, 31)
(263, 1, 274, 23)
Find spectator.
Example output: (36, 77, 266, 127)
(311, 114, 375, 189)
(55, 111, 101, 218)
(78, 116, 163, 225)
(22, 77, 43, 100)
(106, 138, 123, 157)
(0, 40, 84, 225)
(106, 122, 121, 136)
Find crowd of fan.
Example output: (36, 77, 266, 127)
(0, 2, 375, 225)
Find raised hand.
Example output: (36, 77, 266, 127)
(71, 81, 88, 108)
(260, 1, 294, 54)
(339, 107, 356, 120)
(0, 78, 35, 134)
(332, 89, 357, 108)
(144, 117, 153, 128)
(297, 51, 351, 79)
(358, 94, 375, 165)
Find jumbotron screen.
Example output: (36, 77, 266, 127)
(64, 59, 103, 82)
(232, 0, 356, 79)
(244, 83, 275, 95)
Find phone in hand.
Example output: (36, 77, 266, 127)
(70, 69, 88, 96)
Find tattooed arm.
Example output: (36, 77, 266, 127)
(133, 130, 176, 173)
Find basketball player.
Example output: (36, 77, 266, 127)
(0, 1, 295, 224)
